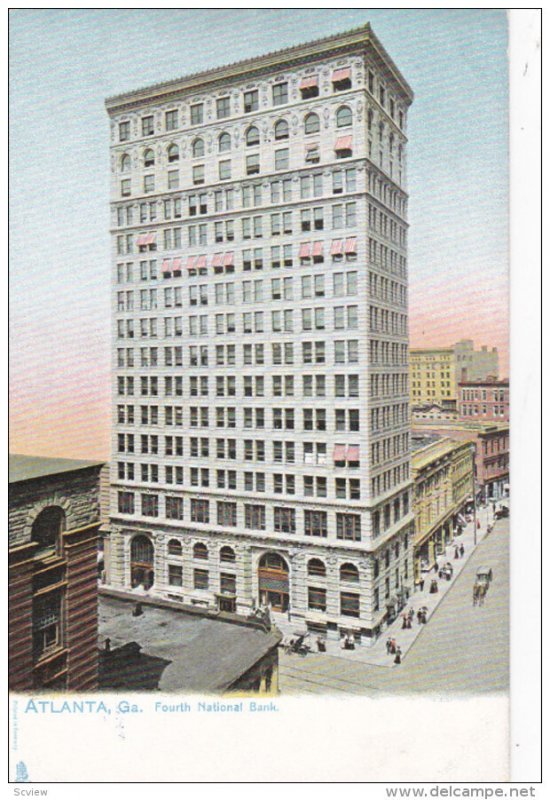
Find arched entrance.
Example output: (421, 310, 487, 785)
(258, 552, 289, 612)
(130, 535, 154, 590)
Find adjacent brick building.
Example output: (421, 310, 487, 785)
(458, 377, 509, 423)
(9, 455, 103, 691)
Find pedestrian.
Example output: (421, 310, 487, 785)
(430, 579, 438, 594)
(459, 544, 465, 558)
(401, 613, 408, 629)
(390, 638, 396, 654)
(417, 609, 423, 625)
(454, 547, 459, 559)
(419, 577, 425, 592)
(394, 647, 402, 665)
(386, 637, 392, 655)
(477, 519, 481, 530)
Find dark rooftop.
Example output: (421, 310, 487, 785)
(99, 595, 281, 693)
(9, 454, 104, 485)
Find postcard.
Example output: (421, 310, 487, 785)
(7, 7, 542, 789)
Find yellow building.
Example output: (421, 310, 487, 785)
(410, 340, 499, 409)
(410, 348, 455, 407)
(412, 438, 474, 580)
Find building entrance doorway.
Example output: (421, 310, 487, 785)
(258, 553, 289, 612)
(130, 535, 154, 589)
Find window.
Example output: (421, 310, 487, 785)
(166, 497, 183, 521)
(219, 132, 231, 153)
(193, 542, 209, 560)
(244, 90, 259, 113)
(190, 103, 203, 125)
(246, 126, 260, 147)
(275, 148, 289, 170)
(304, 113, 320, 135)
(120, 153, 131, 173)
(246, 154, 260, 175)
(220, 573, 236, 595)
(191, 500, 210, 524)
(33, 593, 62, 659)
(272, 82, 288, 106)
(274, 119, 289, 140)
(219, 160, 231, 180)
(217, 96, 231, 119)
(193, 165, 205, 185)
(141, 493, 159, 517)
(194, 569, 209, 590)
(120, 179, 131, 197)
(332, 67, 352, 91)
(340, 592, 360, 617)
(337, 513, 362, 541)
(141, 116, 154, 136)
(308, 587, 327, 612)
(165, 109, 178, 131)
(336, 105, 353, 128)
(119, 121, 130, 142)
(244, 504, 266, 530)
(31, 506, 65, 556)
(143, 175, 155, 194)
(274, 506, 296, 533)
(300, 76, 319, 98)
(304, 510, 327, 537)
(168, 538, 183, 555)
(220, 545, 236, 563)
(217, 501, 237, 527)
(143, 149, 155, 167)
(167, 144, 179, 163)
(192, 138, 205, 158)
(168, 565, 183, 586)
(340, 563, 359, 583)
(308, 558, 326, 577)
(167, 170, 179, 189)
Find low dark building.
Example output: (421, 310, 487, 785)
(9, 455, 104, 691)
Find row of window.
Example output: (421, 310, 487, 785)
(115, 169, 360, 229)
(117, 70, 369, 144)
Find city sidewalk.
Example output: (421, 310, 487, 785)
(280, 503, 500, 668)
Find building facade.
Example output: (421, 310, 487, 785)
(458, 378, 509, 423)
(411, 439, 474, 580)
(9, 455, 103, 691)
(105, 25, 415, 645)
(410, 340, 499, 409)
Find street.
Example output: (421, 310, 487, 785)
(279, 515, 509, 695)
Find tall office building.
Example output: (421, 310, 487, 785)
(105, 24, 414, 645)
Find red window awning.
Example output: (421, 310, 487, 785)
(333, 444, 347, 462)
(146, 232, 156, 246)
(345, 237, 357, 254)
(331, 239, 343, 255)
(335, 136, 353, 152)
(211, 253, 223, 268)
(305, 142, 318, 152)
(195, 255, 207, 270)
(332, 67, 351, 83)
(299, 242, 312, 258)
(161, 258, 171, 273)
(312, 241, 324, 258)
(346, 445, 360, 462)
(186, 256, 196, 270)
(300, 76, 318, 90)
(136, 234, 148, 247)
(172, 257, 182, 272)
(223, 252, 234, 266)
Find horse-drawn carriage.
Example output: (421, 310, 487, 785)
(473, 566, 493, 606)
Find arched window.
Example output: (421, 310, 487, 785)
(31, 506, 65, 555)
(131, 535, 154, 564)
(378, 122, 384, 141)
(304, 112, 320, 135)
(367, 109, 374, 131)
(389, 133, 394, 154)
(307, 558, 326, 577)
(120, 153, 131, 173)
(274, 120, 289, 141)
(167, 144, 179, 163)
(340, 563, 359, 582)
(143, 148, 155, 168)
(245, 126, 260, 147)
(193, 542, 208, 560)
(258, 552, 288, 572)
(218, 132, 231, 153)
(167, 538, 182, 556)
(336, 105, 353, 128)
(220, 545, 236, 563)
(192, 138, 205, 158)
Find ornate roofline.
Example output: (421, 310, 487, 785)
(105, 23, 413, 115)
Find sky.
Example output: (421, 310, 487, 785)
(9, 8, 509, 460)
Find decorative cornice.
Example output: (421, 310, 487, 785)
(105, 24, 413, 115)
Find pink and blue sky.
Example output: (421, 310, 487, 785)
(9, 9, 509, 460)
